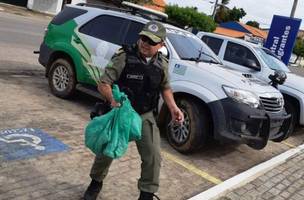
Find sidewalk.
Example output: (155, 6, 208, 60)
(0, 3, 52, 20)
(189, 144, 304, 200)
(219, 152, 304, 200)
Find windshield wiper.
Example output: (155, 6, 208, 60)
(196, 47, 203, 62)
(181, 57, 221, 64)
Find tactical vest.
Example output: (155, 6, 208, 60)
(116, 46, 164, 114)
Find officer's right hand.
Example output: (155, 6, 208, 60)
(110, 100, 121, 108)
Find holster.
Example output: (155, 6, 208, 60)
(90, 101, 112, 119)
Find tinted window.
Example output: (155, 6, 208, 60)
(124, 21, 144, 45)
(51, 7, 87, 25)
(224, 42, 260, 69)
(79, 15, 127, 45)
(202, 35, 223, 55)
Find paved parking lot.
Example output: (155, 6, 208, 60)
(0, 6, 304, 200)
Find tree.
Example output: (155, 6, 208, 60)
(293, 38, 304, 63)
(165, 5, 216, 32)
(214, 0, 246, 24)
(246, 21, 260, 28)
(228, 7, 246, 21)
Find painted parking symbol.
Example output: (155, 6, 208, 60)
(0, 128, 69, 161)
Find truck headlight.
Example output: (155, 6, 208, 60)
(222, 86, 260, 108)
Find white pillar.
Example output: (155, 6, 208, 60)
(27, 0, 34, 9)
(56, 0, 64, 14)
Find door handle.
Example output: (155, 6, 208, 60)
(73, 37, 81, 44)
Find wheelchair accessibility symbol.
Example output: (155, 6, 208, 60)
(0, 131, 45, 151)
(0, 128, 69, 161)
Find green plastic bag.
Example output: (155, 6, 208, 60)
(85, 85, 142, 158)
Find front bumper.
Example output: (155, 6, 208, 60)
(209, 98, 291, 149)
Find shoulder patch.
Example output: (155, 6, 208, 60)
(115, 48, 125, 56)
(162, 56, 169, 63)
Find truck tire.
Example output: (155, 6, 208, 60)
(283, 99, 297, 136)
(271, 100, 297, 143)
(48, 58, 76, 99)
(165, 98, 209, 153)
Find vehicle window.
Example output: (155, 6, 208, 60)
(51, 7, 87, 25)
(124, 21, 144, 45)
(79, 15, 127, 45)
(201, 36, 223, 55)
(255, 47, 290, 72)
(224, 42, 260, 70)
(167, 29, 221, 64)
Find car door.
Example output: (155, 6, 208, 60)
(76, 15, 128, 85)
(201, 35, 224, 56)
(221, 41, 261, 74)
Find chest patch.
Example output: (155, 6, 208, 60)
(126, 74, 144, 80)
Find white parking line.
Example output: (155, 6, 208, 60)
(188, 143, 304, 200)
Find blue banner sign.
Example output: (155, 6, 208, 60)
(0, 128, 69, 161)
(264, 15, 302, 65)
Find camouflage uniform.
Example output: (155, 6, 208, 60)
(90, 46, 170, 193)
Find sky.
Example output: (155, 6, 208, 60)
(165, 0, 304, 29)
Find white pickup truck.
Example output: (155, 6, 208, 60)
(197, 32, 303, 135)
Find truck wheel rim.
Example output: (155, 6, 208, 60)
(168, 109, 190, 144)
(53, 65, 70, 92)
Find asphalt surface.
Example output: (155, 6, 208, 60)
(1, 6, 304, 200)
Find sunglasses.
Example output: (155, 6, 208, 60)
(140, 36, 160, 46)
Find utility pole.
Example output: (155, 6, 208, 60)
(290, 0, 298, 18)
(211, 0, 219, 19)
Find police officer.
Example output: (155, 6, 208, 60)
(84, 21, 184, 200)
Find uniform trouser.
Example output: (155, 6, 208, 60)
(89, 111, 161, 193)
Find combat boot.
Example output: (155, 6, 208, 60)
(83, 179, 103, 200)
(138, 191, 160, 200)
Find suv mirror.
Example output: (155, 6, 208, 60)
(268, 70, 287, 87)
(158, 46, 169, 58)
(244, 59, 260, 70)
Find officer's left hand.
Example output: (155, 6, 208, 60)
(171, 108, 184, 125)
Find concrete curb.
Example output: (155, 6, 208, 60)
(188, 143, 304, 200)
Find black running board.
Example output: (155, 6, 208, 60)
(76, 84, 104, 100)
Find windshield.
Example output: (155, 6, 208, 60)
(255, 47, 290, 72)
(167, 28, 221, 64)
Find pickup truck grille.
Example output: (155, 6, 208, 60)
(260, 96, 284, 112)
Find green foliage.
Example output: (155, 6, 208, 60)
(228, 7, 246, 21)
(215, 6, 246, 23)
(221, 0, 230, 5)
(165, 5, 216, 32)
(293, 38, 304, 59)
(246, 21, 260, 28)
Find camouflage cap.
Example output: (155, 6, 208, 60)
(139, 21, 166, 43)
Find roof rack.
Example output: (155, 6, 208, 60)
(121, 1, 168, 21)
(76, 2, 130, 13)
(77, 1, 168, 22)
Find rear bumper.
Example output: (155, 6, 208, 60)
(209, 98, 290, 149)
(38, 42, 52, 68)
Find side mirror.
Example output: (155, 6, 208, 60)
(158, 46, 168, 58)
(268, 70, 287, 87)
(244, 59, 260, 70)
